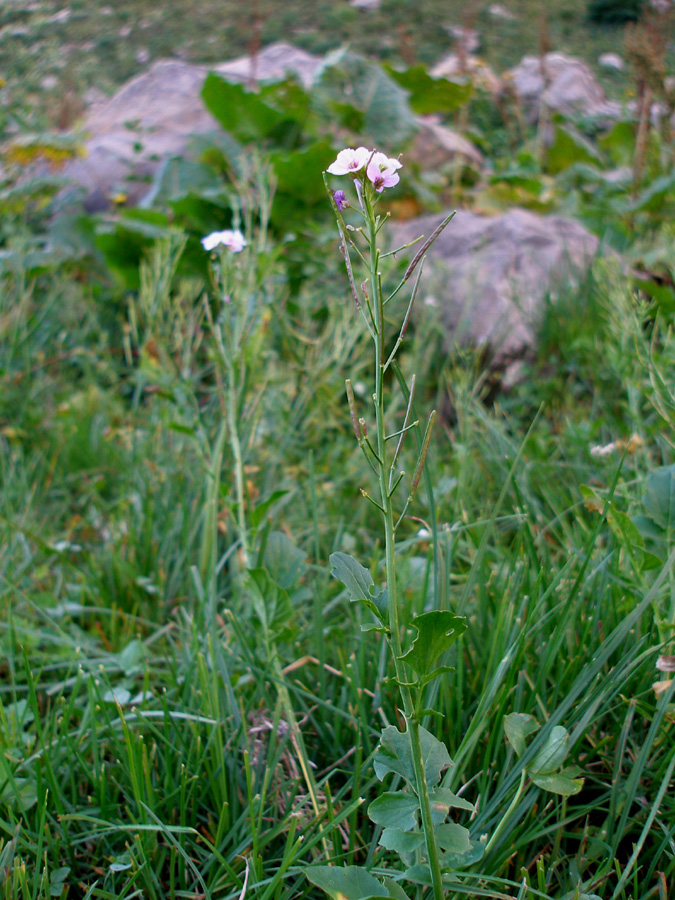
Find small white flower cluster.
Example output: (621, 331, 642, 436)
(327, 147, 402, 193)
(201, 229, 247, 253)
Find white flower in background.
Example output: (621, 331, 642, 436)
(327, 146, 372, 176)
(201, 229, 247, 253)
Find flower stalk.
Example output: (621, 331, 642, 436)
(327, 148, 455, 900)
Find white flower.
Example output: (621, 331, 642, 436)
(327, 146, 372, 176)
(201, 229, 247, 253)
(366, 151, 402, 192)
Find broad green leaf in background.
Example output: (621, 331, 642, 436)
(644, 464, 675, 531)
(315, 50, 417, 150)
(201, 74, 308, 147)
(263, 530, 306, 589)
(546, 124, 604, 175)
(384, 65, 473, 115)
(399, 611, 467, 683)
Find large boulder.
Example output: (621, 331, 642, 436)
(506, 52, 622, 123)
(62, 43, 323, 209)
(391, 208, 602, 366)
(408, 116, 483, 172)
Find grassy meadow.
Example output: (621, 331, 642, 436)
(2, 1, 675, 899)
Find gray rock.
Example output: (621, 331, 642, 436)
(391, 208, 601, 364)
(598, 52, 625, 71)
(61, 43, 323, 208)
(213, 41, 322, 88)
(506, 52, 622, 123)
(408, 116, 483, 171)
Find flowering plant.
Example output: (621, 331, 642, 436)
(305, 153, 479, 900)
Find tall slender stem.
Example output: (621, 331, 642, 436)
(366, 201, 445, 900)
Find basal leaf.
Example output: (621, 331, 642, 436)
(399, 611, 466, 680)
(504, 712, 539, 758)
(529, 725, 570, 776)
(369, 791, 419, 831)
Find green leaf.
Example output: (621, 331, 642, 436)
(644, 465, 675, 531)
(399, 611, 466, 681)
(330, 552, 387, 622)
(530, 725, 570, 776)
(626, 172, 675, 214)
(429, 786, 475, 825)
(369, 791, 419, 831)
(316, 51, 417, 149)
(201, 74, 306, 145)
(384, 65, 472, 115)
(374, 725, 452, 789)
(250, 490, 290, 529)
(379, 828, 425, 855)
(305, 866, 392, 900)
(434, 823, 473, 855)
(531, 769, 584, 796)
(546, 124, 604, 175)
(264, 531, 306, 589)
(247, 568, 294, 640)
(504, 712, 540, 758)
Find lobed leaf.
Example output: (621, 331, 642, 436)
(399, 611, 467, 681)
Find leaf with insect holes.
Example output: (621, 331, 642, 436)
(330, 552, 387, 622)
(374, 725, 452, 789)
(399, 611, 466, 684)
(305, 866, 412, 900)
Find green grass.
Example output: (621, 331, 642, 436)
(1, 198, 674, 897)
(1, 4, 675, 897)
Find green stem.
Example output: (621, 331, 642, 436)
(483, 768, 527, 857)
(224, 352, 250, 567)
(366, 198, 445, 900)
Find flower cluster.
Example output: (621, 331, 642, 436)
(201, 229, 247, 253)
(327, 147, 402, 193)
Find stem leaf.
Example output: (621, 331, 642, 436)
(369, 791, 419, 831)
(374, 724, 452, 789)
(399, 612, 467, 681)
(330, 552, 388, 622)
